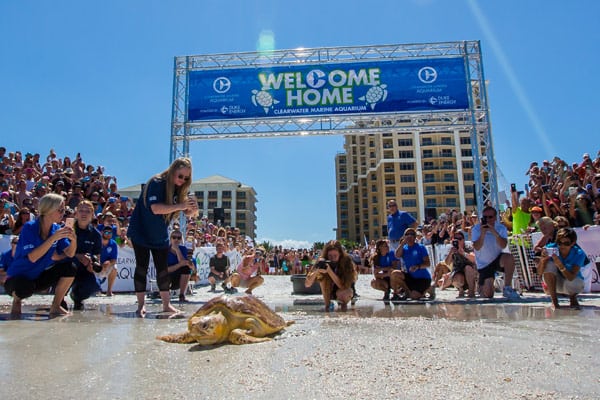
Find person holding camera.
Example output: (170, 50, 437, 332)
(511, 184, 532, 236)
(4, 194, 77, 317)
(444, 232, 476, 298)
(127, 157, 198, 317)
(305, 240, 357, 312)
(69, 200, 103, 310)
(393, 228, 433, 300)
(471, 206, 521, 300)
(99, 225, 118, 296)
(230, 247, 265, 295)
(538, 228, 587, 309)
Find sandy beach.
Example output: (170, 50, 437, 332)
(1, 275, 600, 400)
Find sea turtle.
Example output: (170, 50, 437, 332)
(157, 295, 294, 345)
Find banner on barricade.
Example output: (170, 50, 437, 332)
(0, 236, 242, 293)
(97, 245, 242, 292)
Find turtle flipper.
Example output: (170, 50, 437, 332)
(157, 332, 197, 344)
(229, 329, 272, 345)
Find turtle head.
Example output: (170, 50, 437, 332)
(188, 312, 228, 345)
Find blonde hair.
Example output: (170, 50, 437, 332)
(142, 157, 193, 223)
(38, 193, 64, 217)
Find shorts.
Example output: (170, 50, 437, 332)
(208, 272, 226, 282)
(543, 261, 584, 296)
(477, 254, 505, 287)
(405, 274, 431, 294)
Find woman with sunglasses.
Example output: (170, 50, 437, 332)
(539, 227, 587, 309)
(127, 158, 198, 317)
(370, 239, 400, 301)
(11, 207, 32, 235)
(4, 193, 77, 317)
(99, 225, 118, 297)
(444, 232, 476, 298)
(166, 230, 194, 302)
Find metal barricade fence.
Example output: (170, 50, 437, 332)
(509, 234, 543, 292)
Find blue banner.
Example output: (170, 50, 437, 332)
(187, 58, 469, 121)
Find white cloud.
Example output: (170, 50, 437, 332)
(255, 237, 313, 250)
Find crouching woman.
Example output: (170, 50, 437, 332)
(538, 227, 587, 309)
(4, 194, 77, 317)
(305, 240, 357, 312)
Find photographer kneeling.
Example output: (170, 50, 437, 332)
(305, 240, 357, 312)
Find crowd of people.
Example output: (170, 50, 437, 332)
(1, 145, 599, 314)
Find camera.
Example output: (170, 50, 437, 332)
(90, 254, 102, 273)
(541, 184, 550, 193)
(316, 260, 330, 269)
(480, 217, 487, 226)
(452, 240, 459, 249)
(510, 183, 517, 192)
(545, 247, 558, 257)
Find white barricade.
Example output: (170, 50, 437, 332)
(0, 236, 241, 293)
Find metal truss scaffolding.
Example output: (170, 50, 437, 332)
(170, 40, 499, 213)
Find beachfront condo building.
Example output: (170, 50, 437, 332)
(335, 129, 477, 243)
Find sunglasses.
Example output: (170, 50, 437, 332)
(171, 236, 182, 240)
(482, 215, 495, 219)
(177, 174, 190, 181)
(103, 230, 113, 234)
(404, 233, 416, 237)
(455, 237, 464, 240)
(557, 241, 572, 246)
(387, 204, 397, 208)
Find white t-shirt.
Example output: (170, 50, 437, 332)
(471, 222, 508, 269)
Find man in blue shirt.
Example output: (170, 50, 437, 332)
(393, 228, 433, 300)
(386, 199, 417, 251)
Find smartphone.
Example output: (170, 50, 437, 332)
(510, 183, 517, 192)
(480, 217, 487, 225)
(65, 217, 75, 228)
(545, 247, 558, 257)
(541, 184, 550, 193)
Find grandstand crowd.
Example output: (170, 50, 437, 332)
(1, 146, 599, 278)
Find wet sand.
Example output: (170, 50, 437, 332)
(1, 275, 600, 399)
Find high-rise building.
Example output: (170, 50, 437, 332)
(335, 128, 477, 243)
(119, 174, 258, 239)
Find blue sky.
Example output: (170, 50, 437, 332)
(1, 0, 598, 247)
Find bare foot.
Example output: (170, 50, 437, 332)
(11, 299, 22, 316)
(49, 306, 70, 318)
(162, 303, 180, 314)
(136, 306, 147, 318)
